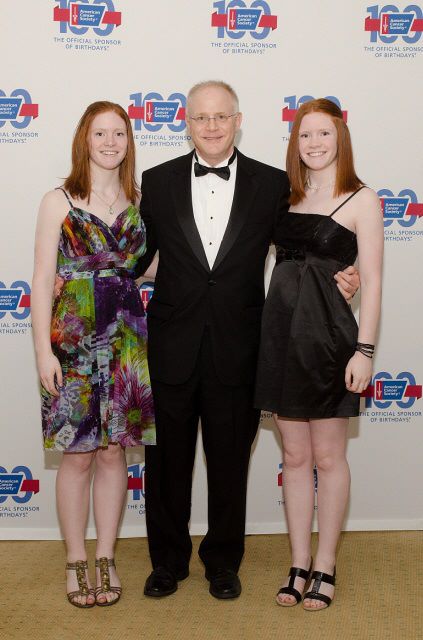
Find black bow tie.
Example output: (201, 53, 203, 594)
(193, 149, 237, 181)
(194, 163, 230, 180)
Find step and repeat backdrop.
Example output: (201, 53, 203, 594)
(1, 1, 422, 539)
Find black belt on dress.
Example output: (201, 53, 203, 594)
(275, 246, 306, 264)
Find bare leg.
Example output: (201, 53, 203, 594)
(56, 451, 95, 606)
(303, 417, 349, 610)
(275, 416, 314, 605)
(93, 444, 127, 603)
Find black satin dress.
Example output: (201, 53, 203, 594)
(254, 190, 363, 418)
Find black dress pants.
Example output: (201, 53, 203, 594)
(145, 329, 260, 576)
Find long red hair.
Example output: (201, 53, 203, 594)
(286, 98, 362, 205)
(64, 101, 138, 203)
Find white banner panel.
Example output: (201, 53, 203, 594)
(0, 1, 422, 539)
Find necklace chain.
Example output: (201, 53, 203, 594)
(91, 186, 121, 215)
(306, 177, 335, 191)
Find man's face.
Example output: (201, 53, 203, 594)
(186, 86, 242, 166)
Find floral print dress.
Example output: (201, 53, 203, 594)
(41, 189, 155, 452)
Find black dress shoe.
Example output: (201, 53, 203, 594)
(144, 567, 178, 597)
(206, 568, 242, 600)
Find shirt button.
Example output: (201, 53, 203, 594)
(208, 279, 216, 286)
(211, 190, 215, 194)
(210, 216, 213, 220)
(209, 242, 212, 245)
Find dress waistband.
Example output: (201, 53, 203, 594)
(275, 246, 347, 271)
(275, 246, 306, 264)
(58, 267, 133, 281)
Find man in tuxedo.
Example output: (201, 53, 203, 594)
(138, 81, 355, 599)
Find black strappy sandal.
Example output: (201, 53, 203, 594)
(276, 561, 313, 607)
(303, 568, 336, 610)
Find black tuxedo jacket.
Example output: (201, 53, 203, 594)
(137, 149, 290, 386)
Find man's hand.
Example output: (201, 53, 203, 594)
(53, 274, 64, 298)
(334, 266, 360, 301)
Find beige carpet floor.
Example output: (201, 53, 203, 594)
(0, 532, 422, 640)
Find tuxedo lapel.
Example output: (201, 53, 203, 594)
(171, 152, 210, 272)
(212, 152, 258, 271)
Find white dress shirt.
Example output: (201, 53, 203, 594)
(191, 151, 237, 269)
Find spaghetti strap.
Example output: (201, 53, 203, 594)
(55, 187, 74, 209)
(329, 186, 365, 217)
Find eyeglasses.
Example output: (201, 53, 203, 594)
(188, 113, 239, 125)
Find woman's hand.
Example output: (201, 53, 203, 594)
(37, 351, 63, 396)
(345, 351, 372, 394)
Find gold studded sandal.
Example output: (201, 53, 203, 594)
(65, 560, 95, 608)
(95, 557, 122, 606)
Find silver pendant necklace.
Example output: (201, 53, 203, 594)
(91, 186, 121, 215)
(306, 177, 335, 191)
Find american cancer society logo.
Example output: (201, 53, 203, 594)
(0, 280, 31, 335)
(364, 5, 423, 57)
(379, 189, 423, 243)
(127, 463, 146, 516)
(281, 95, 347, 138)
(53, 1, 122, 51)
(128, 91, 190, 148)
(360, 371, 422, 423)
(0, 89, 39, 144)
(139, 282, 154, 312)
(0, 466, 40, 518)
(211, 0, 278, 55)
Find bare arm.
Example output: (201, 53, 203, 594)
(345, 189, 384, 393)
(31, 190, 67, 396)
(142, 251, 159, 280)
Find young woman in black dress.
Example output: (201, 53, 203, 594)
(255, 99, 383, 610)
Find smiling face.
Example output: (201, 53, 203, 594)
(186, 85, 242, 166)
(298, 111, 338, 173)
(87, 110, 128, 171)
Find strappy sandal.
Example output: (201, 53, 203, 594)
(95, 557, 122, 606)
(276, 561, 312, 607)
(65, 560, 95, 608)
(303, 568, 336, 610)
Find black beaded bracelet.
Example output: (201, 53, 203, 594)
(356, 342, 375, 359)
